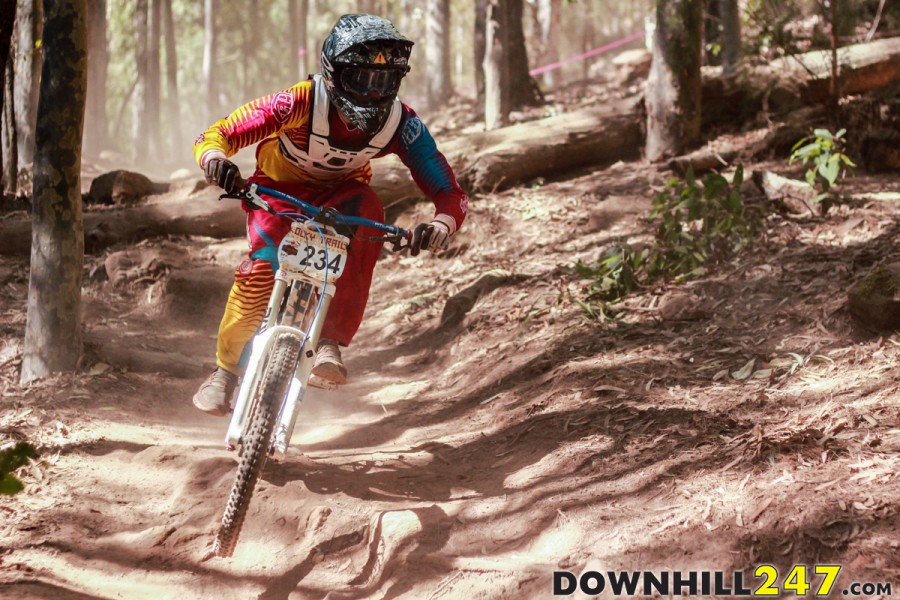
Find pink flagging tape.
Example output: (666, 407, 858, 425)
(529, 31, 645, 76)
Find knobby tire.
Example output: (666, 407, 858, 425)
(213, 332, 300, 557)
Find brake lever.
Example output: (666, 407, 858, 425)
(390, 231, 413, 253)
(218, 183, 281, 216)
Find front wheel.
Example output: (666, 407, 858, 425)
(213, 332, 300, 558)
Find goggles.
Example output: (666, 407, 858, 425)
(339, 66, 407, 106)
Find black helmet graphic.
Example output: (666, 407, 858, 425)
(321, 14, 413, 134)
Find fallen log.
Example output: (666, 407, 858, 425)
(668, 107, 825, 174)
(371, 98, 643, 208)
(0, 185, 246, 256)
(702, 37, 900, 127)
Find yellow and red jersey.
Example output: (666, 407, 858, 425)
(193, 79, 468, 229)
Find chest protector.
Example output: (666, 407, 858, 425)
(277, 74, 402, 179)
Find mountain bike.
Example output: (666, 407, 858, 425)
(212, 181, 410, 558)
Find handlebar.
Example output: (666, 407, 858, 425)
(220, 178, 411, 251)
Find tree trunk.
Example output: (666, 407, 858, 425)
(13, 0, 41, 170)
(719, 0, 740, 75)
(507, 0, 540, 108)
(21, 0, 87, 383)
(535, 0, 561, 87)
(2, 53, 16, 195)
(201, 0, 215, 126)
(146, 0, 162, 158)
(288, 0, 309, 80)
(84, 0, 106, 158)
(0, 4, 13, 87)
(132, 0, 147, 163)
(241, 0, 259, 102)
(483, 0, 510, 129)
(425, 0, 451, 108)
(580, 0, 592, 80)
(645, 0, 703, 161)
(162, 0, 179, 159)
(0, 1, 16, 192)
(829, 0, 840, 109)
(474, 0, 486, 114)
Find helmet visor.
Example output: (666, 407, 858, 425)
(339, 66, 405, 106)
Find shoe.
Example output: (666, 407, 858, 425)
(311, 339, 348, 385)
(192, 368, 239, 416)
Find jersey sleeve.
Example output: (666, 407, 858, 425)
(391, 106, 468, 231)
(193, 81, 313, 167)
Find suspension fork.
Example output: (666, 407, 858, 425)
(271, 281, 334, 460)
(225, 277, 291, 448)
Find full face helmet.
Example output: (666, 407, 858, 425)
(321, 14, 413, 134)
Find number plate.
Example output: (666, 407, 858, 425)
(277, 223, 349, 284)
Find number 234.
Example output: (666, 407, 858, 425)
(299, 245, 343, 273)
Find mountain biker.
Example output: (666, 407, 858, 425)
(191, 14, 469, 416)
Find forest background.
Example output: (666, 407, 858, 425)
(3, 0, 894, 183)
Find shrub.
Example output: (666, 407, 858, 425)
(790, 128, 856, 203)
(572, 166, 759, 320)
(0, 442, 38, 495)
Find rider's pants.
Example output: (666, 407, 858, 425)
(215, 172, 386, 375)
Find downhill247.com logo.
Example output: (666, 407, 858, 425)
(553, 566, 893, 597)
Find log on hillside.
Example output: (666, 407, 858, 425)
(668, 107, 825, 174)
(370, 98, 642, 210)
(88, 170, 170, 205)
(752, 170, 818, 215)
(702, 37, 900, 127)
(456, 99, 643, 193)
(8, 103, 641, 253)
(0, 186, 246, 256)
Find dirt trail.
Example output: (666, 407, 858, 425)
(1, 162, 899, 599)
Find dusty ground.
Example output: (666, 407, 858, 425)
(1, 145, 899, 598)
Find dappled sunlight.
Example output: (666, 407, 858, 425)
(503, 433, 615, 489)
(2, 0, 898, 593)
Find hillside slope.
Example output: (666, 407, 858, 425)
(1, 159, 898, 599)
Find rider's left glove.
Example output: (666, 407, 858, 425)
(410, 214, 456, 256)
(202, 150, 242, 194)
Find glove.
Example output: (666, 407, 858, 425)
(203, 152, 242, 193)
(410, 215, 456, 256)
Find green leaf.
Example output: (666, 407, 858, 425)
(0, 442, 36, 473)
(0, 473, 24, 495)
(790, 143, 819, 162)
(835, 128, 846, 138)
(822, 158, 840, 185)
(684, 165, 695, 188)
(805, 169, 817, 187)
(790, 136, 810, 152)
(813, 128, 833, 140)
(839, 153, 856, 167)
(732, 164, 744, 188)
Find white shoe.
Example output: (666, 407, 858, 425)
(311, 339, 348, 385)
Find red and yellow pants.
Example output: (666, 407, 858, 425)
(216, 173, 386, 375)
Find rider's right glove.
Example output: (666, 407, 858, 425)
(202, 151, 242, 193)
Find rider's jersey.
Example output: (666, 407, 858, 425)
(193, 78, 468, 229)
